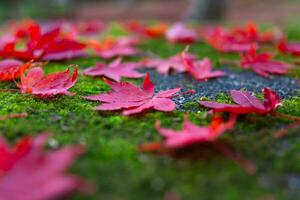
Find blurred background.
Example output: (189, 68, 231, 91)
(0, 0, 299, 24)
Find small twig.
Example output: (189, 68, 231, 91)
(271, 112, 300, 121)
(219, 59, 240, 66)
(0, 89, 20, 93)
(0, 112, 28, 121)
(172, 89, 196, 98)
(213, 141, 256, 175)
(292, 59, 300, 65)
(273, 120, 300, 138)
(138, 142, 163, 152)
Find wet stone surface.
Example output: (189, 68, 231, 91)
(144, 67, 300, 109)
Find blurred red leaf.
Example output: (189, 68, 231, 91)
(155, 115, 236, 149)
(2, 22, 86, 61)
(142, 52, 196, 74)
(278, 41, 300, 56)
(0, 134, 85, 200)
(241, 45, 291, 77)
(96, 37, 140, 59)
(0, 59, 26, 81)
(83, 58, 144, 82)
(182, 50, 226, 81)
(166, 23, 198, 44)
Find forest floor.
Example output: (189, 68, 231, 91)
(0, 22, 300, 200)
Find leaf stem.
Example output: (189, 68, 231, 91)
(273, 120, 300, 138)
(219, 59, 240, 66)
(213, 141, 256, 175)
(0, 112, 28, 121)
(0, 89, 20, 93)
(271, 112, 300, 121)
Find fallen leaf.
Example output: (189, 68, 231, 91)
(3, 22, 87, 61)
(84, 73, 180, 115)
(83, 58, 144, 82)
(17, 66, 78, 98)
(0, 134, 85, 200)
(201, 26, 255, 53)
(0, 59, 25, 81)
(166, 23, 197, 44)
(124, 21, 167, 38)
(97, 37, 140, 59)
(156, 115, 236, 149)
(278, 41, 300, 56)
(241, 45, 291, 77)
(41, 39, 87, 61)
(200, 88, 281, 115)
(201, 23, 278, 53)
(142, 52, 196, 74)
(182, 50, 226, 81)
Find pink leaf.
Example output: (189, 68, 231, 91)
(166, 23, 198, 44)
(241, 45, 291, 77)
(278, 41, 300, 56)
(200, 88, 281, 115)
(84, 73, 180, 115)
(97, 37, 140, 59)
(142, 52, 196, 74)
(201, 26, 255, 53)
(0, 134, 85, 200)
(182, 51, 226, 81)
(0, 59, 24, 81)
(83, 58, 144, 82)
(18, 66, 78, 98)
(156, 115, 236, 149)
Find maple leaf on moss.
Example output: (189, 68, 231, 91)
(84, 73, 180, 115)
(182, 49, 226, 81)
(17, 66, 78, 98)
(200, 88, 281, 115)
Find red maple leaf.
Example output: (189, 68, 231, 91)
(0, 34, 17, 58)
(201, 26, 255, 53)
(17, 66, 78, 98)
(278, 40, 300, 56)
(201, 22, 278, 53)
(96, 37, 140, 59)
(75, 20, 106, 36)
(83, 58, 144, 82)
(200, 88, 281, 115)
(41, 39, 87, 61)
(0, 134, 85, 200)
(241, 45, 291, 77)
(165, 23, 198, 44)
(124, 21, 167, 38)
(142, 52, 196, 74)
(154, 115, 236, 149)
(230, 22, 275, 43)
(3, 22, 87, 61)
(182, 50, 226, 81)
(0, 59, 27, 81)
(84, 73, 180, 115)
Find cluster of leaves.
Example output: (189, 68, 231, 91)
(0, 19, 299, 199)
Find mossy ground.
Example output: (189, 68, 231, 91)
(0, 22, 300, 200)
